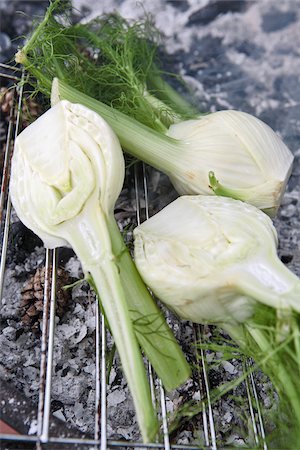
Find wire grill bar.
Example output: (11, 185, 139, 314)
(0, 198, 12, 300)
(95, 300, 101, 443)
(249, 371, 267, 450)
(36, 249, 52, 449)
(0, 75, 24, 298)
(244, 368, 260, 447)
(0, 67, 269, 449)
(0, 433, 241, 449)
(134, 163, 171, 450)
(0, 95, 14, 223)
(193, 325, 217, 449)
(94, 299, 108, 449)
(0, 63, 22, 81)
(40, 250, 57, 443)
(100, 310, 108, 450)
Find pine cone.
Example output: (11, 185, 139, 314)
(0, 87, 41, 128)
(0, 87, 14, 115)
(20, 267, 73, 334)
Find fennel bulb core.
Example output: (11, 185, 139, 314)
(134, 196, 300, 325)
(10, 100, 124, 250)
(166, 111, 293, 215)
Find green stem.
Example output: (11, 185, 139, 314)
(148, 70, 199, 119)
(136, 93, 167, 133)
(143, 90, 181, 127)
(52, 57, 66, 81)
(71, 26, 170, 132)
(107, 215, 191, 391)
(21, 0, 59, 55)
(246, 326, 300, 413)
(64, 206, 158, 442)
(15, 54, 52, 94)
(52, 78, 182, 175)
(248, 325, 300, 448)
(208, 171, 241, 199)
(224, 318, 300, 448)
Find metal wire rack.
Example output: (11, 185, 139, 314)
(0, 65, 268, 450)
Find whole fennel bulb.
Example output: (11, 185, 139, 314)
(133, 195, 300, 446)
(166, 111, 293, 216)
(9, 100, 189, 442)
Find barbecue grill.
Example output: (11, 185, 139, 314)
(0, 65, 269, 449)
(1, 1, 300, 446)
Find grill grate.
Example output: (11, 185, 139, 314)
(0, 65, 268, 449)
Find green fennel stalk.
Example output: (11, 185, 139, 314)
(66, 206, 159, 442)
(105, 216, 190, 390)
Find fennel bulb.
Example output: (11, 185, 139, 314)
(166, 111, 293, 215)
(9, 100, 190, 442)
(133, 195, 300, 446)
(133, 195, 300, 323)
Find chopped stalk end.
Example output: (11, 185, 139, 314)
(208, 170, 237, 199)
(208, 170, 219, 191)
(15, 49, 27, 65)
